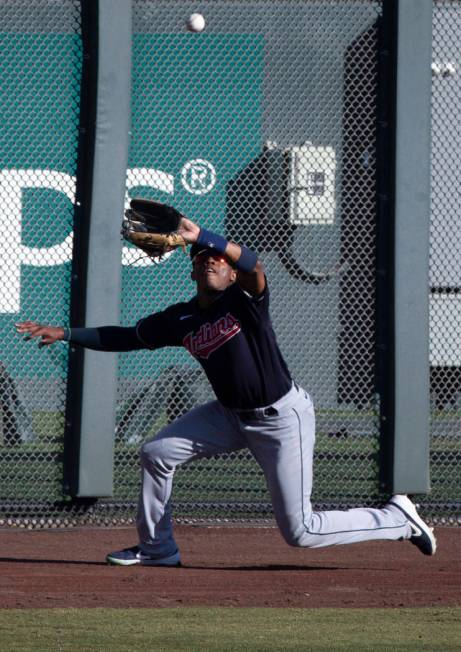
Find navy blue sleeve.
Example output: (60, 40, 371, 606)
(136, 306, 182, 349)
(67, 326, 146, 352)
(228, 278, 270, 315)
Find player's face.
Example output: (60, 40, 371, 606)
(191, 251, 237, 294)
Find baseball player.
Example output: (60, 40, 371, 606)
(16, 215, 436, 565)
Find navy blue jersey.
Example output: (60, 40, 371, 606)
(136, 282, 292, 409)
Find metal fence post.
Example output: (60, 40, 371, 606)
(63, 0, 132, 497)
(392, 0, 433, 493)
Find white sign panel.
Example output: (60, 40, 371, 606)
(287, 144, 336, 225)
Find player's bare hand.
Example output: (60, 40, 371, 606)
(178, 216, 200, 244)
(15, 321, 65, 347)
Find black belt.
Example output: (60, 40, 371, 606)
(231, 383, 296, 418)
(233, 405, 278, 417)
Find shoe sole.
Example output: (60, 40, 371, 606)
(106, 557, 140, 566)
(106, 553, 181, 567)
(389, 495, 436, 555)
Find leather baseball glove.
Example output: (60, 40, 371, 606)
(121, 199, 187, 259)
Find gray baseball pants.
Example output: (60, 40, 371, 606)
(137, 383, 411, 557)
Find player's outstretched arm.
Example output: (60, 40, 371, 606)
(179, 217, 266, 296)
(15, 321, 65, 347)
(16, 321, 145, 352)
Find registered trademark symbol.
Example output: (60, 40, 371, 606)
(181, 159, 216, 195)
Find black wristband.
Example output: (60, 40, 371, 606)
(235, 245, 258, 273)
(196, 228, 228, 254)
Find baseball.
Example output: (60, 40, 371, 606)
(187, 13, 206, 33)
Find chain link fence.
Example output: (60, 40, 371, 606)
(113, 0, 383, 522)
(424, 0, 461, 524)
(0, 0, 459, 528)
(0, 0, 81, 524)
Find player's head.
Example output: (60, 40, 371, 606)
(190, 244, 237, 295)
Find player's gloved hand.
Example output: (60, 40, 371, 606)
(121, 199, 193, 260)
(15, 321, 65, 347)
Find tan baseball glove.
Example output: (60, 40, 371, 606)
(121, 199, 187, 259)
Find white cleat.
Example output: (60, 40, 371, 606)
(388, 494, 436, 556)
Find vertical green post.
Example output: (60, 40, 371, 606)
(392, 0, 432, 493)
(76, 0, 131, 496)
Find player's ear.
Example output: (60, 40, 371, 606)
(230, 268, 237, 282)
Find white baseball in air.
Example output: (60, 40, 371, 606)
(187, 13, 206, 33)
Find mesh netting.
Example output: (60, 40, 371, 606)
(0, 0, 81, 522)
(1, 1, 459, 529)
(112, 0, 383, 522)
(423, 0, 461, 523)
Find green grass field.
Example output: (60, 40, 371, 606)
(0, 608, 460, 651)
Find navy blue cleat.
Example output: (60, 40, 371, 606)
(106, 545, 181, 567)
(388, 494, 436, 556)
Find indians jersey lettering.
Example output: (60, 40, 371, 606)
(182, 313, 241, 359)
(135, 281, 292, 408)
